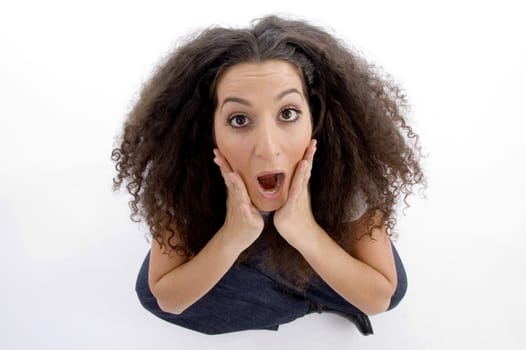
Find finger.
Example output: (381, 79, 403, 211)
(298, 140, 316, 180)
(213, 155, 236, 196)
(299, 139, 316, 173)
(288, 160, 309, 200)
(213, 148, 234, 173)
(229, 172, 252, 204)
(304, 139, 317, 163)
(301, 159, 312, 191)
(213, 149, 235, 189)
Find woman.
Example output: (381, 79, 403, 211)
(112, 15, 424, 335)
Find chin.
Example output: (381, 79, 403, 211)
(253, 196, 286, 212)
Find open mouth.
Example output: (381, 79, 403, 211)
(257, 172, 285, 195)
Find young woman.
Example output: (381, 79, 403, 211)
(112, 15, 424, 335)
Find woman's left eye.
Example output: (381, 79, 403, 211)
(280, 108, 300, 122)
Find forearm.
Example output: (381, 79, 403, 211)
(151, 228, 243, 315)
(297, 226, 396, 315)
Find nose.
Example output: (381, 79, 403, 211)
(254, 120, 281, 159)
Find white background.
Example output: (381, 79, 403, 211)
(1, 0, 525, 349)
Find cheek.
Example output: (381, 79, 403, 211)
(294, 143, 308, 162)
(292, 126, 312, 160)
(213, 117, 231, 154)
(213, 118, 250, 175)
(216, 137, 247, 171)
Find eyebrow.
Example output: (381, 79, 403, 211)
(220, 88, 303, 110)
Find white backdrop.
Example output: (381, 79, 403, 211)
(1, 1, 525, 349)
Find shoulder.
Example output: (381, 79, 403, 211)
(148, 225, 191, 290)
(348, 209, 397, 288)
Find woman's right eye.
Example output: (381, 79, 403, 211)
(228, 114, 250, 128)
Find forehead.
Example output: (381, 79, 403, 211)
(215, 60, 306, 97)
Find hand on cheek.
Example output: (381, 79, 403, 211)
(213, 149, 264, 251)
(274, 139, 319, 248)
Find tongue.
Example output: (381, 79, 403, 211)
(258, 174, 278, 190)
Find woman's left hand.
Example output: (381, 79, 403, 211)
(274, 139, 320, 249)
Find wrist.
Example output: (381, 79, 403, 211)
(214, 226, 248, 259)
(282, 221, 324, 252)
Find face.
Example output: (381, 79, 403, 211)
(213, 60, 313, 212)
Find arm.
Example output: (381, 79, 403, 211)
(274, 140, 397, 315)
(294, 211, 397, 316)
(150, 149, 264, 315)
(148, 226, 245, 315)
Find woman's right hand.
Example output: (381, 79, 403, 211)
(213, 148, 264, 251)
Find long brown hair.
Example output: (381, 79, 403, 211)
(112, 15, 424, 286)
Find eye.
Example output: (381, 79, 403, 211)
(228, 114, 250, 128)
(279, 108, 300, 122)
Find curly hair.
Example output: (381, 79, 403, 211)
(112, 15, 424, 287)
